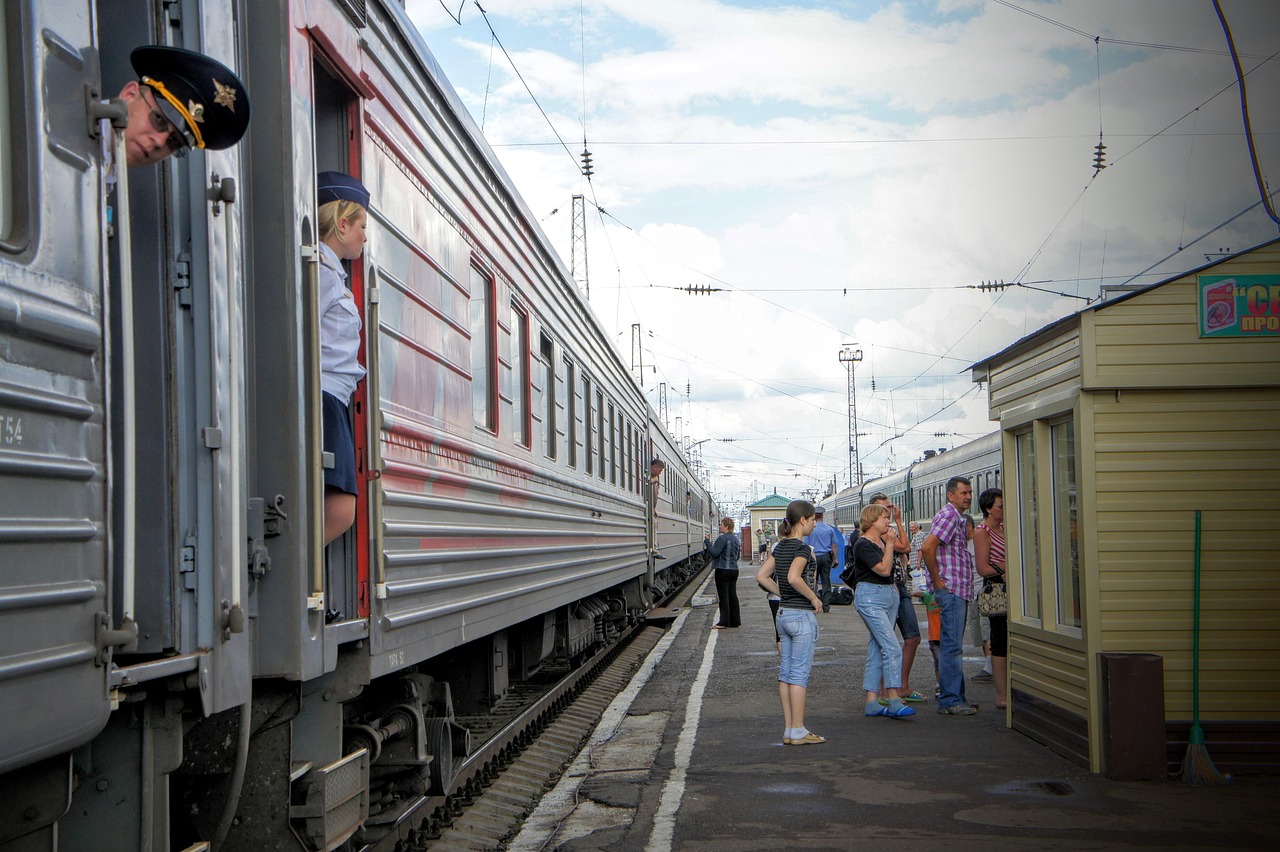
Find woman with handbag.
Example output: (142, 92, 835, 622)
(973, 488, 1008, 710)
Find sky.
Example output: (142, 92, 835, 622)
(404, 0, 1280, 519)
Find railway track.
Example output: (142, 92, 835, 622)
(363, 566, 710, 852)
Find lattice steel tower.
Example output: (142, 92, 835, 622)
(839, 345, 864, 489)
(571, 194, 588, 298)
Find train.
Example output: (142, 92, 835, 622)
(827, 432, 1003, 534)
(0, 1, 715, 849)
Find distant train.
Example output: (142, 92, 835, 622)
(0, 2, 713, 850)
(827, 432, 1002, 533)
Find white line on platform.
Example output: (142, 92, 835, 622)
(646, 592, 719, 852)
(507, 574, 716, 851)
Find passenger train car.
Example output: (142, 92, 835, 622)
(828, 432, 1002, 534)
(0, 1, 713, 849)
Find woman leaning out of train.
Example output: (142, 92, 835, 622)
(316, 171, 370, 546)
(705, 517, 742, 629)
(852, 503, 916, 718)
(973, 488, 1008, 710)
(756, 500, 825, 745)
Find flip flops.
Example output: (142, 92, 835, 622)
(901, 691, 928, 703)
(868, 700, 916, 717)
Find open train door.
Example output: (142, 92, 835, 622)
(0, 1, 117, 844)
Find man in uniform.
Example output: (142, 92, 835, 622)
(804, 505, 840, 613)
(111, 45, 250, 171)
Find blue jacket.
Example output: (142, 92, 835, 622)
(705, 532, 741, 570)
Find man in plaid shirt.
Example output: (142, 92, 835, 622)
(922, 476, 976, 715)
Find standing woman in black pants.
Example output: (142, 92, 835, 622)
(706, 517, 742, 628)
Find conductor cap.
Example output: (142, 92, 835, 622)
(131, 45, 250, 152)
(318, 171, 371, 207)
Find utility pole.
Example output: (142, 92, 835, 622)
(839, 344, 864, 490)
(658, 382, 668, 429)
(630, 323, 644, 387)
(571, 194, 588, 299)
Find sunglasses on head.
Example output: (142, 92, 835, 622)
(140, 85, 188, 156)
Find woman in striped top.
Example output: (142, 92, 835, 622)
(973, 488, 1007, 710)
(756, 500, 824, 745)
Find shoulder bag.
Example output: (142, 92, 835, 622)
(976, 571, 1007, 617)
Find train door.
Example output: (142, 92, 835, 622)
(0, 1, 113, 841)
(96, 0, 250, 711)
(312, 57, 368, 628)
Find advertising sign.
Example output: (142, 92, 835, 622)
(1198, 275, 1280, 337)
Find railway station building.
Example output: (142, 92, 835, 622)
(970, 238, 1280, 778)
(746, 493, 792, 553)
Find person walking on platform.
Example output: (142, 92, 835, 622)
(804, 505, 840, 613)
(755, 500, 825, 745)
(852, 504, 916, 718)
(922, 476, 978, 715)
(705, 517, 742, 629)
(908, 521, 926, 572)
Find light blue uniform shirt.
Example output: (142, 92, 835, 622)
(318, 242, 366, 400)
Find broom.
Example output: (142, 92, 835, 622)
(1180, 509, 1229, 784)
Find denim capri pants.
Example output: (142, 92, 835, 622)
(855, 582, 903, 693)
(776, 607, 818, 687)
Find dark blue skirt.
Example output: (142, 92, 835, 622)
(322, 391, 358, 495)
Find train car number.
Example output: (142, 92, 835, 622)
(1, 414, 22, 446)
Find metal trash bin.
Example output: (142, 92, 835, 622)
(1099, 652, 1166, 780)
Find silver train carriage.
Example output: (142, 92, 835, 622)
(826, 431, 1002, 536)
(0, 1, 711, 849)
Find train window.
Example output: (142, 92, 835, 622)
(565, 359, 577, 467)
(583, 377, 593, 474)
(596, 389, 605, 480)
(0, 6, 10, 243)
(624, 421, 632, 492)
(470, 266, 495, 431)
(1050, 420, 1080, 630)
(540, 334, 555, 460)
(1015, 429, 1041, 621)
(512, 304, 530, 447)
(608, 403, 617, 485)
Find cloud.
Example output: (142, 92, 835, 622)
(404, 0, 1280, 508)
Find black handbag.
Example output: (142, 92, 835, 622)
(828, 586, 853, 606)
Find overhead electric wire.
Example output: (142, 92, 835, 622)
(471, 2, 582, 174)
(992, 0, 1280, 62)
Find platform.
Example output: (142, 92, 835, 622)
(510, 559, 1279, 850)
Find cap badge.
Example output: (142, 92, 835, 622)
(188, 100, 205, 123)
(212, 79, 237, 111)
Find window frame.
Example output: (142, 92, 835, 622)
(469, 264, 496, 433)
(539, 333, 556, 460)
(1049, 418, 1081, 632)
(0, 1, 33, 254)
(1014, 427, 1042, 625)
(511, 303, 531, 448)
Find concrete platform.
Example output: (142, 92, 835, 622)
(510, 560, 1279, 850)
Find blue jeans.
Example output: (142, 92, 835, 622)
(855, 582, 902, 693)
(776, 607, 818, 687)
(936, 588, 969, 709)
